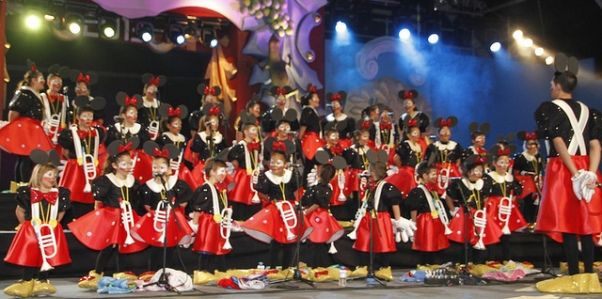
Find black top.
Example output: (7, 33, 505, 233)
(8, 88, 44, 120)
(483, 173, 523, 197)
(228, 143, 260, 169)
(92, 175, 141, 209)
(189, 110, 202, 131)
(138, 104, 162, 129)
(462, 146, 489, 162)
(254, 170, 301, 201)
(58, 127, 106, 159)
(513, 152, 543, 176)
(445, 178, 491, 210)
(322, 114, 356, 139)
(139, 179, 192, 209)
(191, 183, 227, 214)
(535, 99, 600, 157)
(405, 186, 444, 214)
(399, 112, 430, 134)
(367, 182, 402, 212)
(260, 107, 300, 133)
(301, 183, 331, 209)
(343, 145, 370, 170)
(105, 123, 150, 149)
(300, 107, 321, 133)
(425, 141, 463, 164)
(190, 132, 226, 161)
(157, 133, 187, 151)
(397, 141, 423, 167)
(369, 123, 399, 145)
(16, 186, 71, 220)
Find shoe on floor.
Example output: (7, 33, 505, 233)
(32, 279, 57, 296)
(78, 270, 103, 289)
(4, 280, 34, 298)
(375, 266, 393, 281)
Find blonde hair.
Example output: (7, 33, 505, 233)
(29, 164, 58, 189)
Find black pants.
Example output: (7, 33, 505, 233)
(269, 241, 296, 269)
(197, 254, 226, 273)
(305, 242, 332, 268)
(357, 252, 390, 270)
(563, 233, 595, 275)
(22, 267, 49, 281)
(419, 251, 443, 265)
(331, 192, 360, 221)
(149, 246, 176, 271)
(94, 246, 134, 274)
(519, 193, 538, 223)
(15, 155, 34, 183)
(229, 201, 262, 221)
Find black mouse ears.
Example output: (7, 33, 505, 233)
(141, 73, 167, 87)
(142, 141, 179, 160)
(366, 149, 388, 164)
(107, 137, 140, 157)
(315, 150, 348, 170)
(270, 107, 298, 123)
(70, 70, 99, 85)
(115, 92, 143, 108)
(554, 53, 579, 76)
(197, 83, 221, 97)
(469, 122, 490, 135)
(73, 96, 106, 111)
(30, 149, 60, 166)
(159, 104, 189, 120)
(47, 64, 71, 78)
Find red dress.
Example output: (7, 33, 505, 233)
(0, 117, 53, 155)
(483, 172, 528, 233)
(406, 186, 450, 252)
(190, 183, 233, 255)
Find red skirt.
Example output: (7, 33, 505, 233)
(447, 208, 502, 246)
(536, 156, 602, 242)
(301, 132, 325, 160)
(353, 212, 396, 253)
(305, 208, 344, 243)
(4, 221, 71, 268)
(0, 117, 53, 156)
(192, 212, 232, 255)
(242, 202, 312, 244)
(190, 160, 207, 187)
(486, 195, 528, 233)
(514, 173, 538, 200)
(345, 168, 362, 194)
(228, 168, 255, 205)
(183, 138, 200, 166)
(177, 164, 198, 191)
(412, 213, 450, 252)
(132, 207, 193, 247)
(435, 162, 461, 195)
(132, 149, 153, 183)
(385, 166, 416, 197)
(68, 207, 148, 253)
(59, 159, 100, 204)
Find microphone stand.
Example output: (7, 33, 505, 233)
(455, 181, 483, 285)
(365, 187, 386, 287)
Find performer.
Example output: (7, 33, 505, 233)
(191, 158, 233, 275)
(352, 153, 415, 281)
(398, 89, 430, 144)
(132, 141, 193, 271)
(386, 118, 423, 197)
(69, 139, 148, 289)
(370, 107, 397, 164)
(262, 117, 301, 165)
(184, 84, 222, 167)
(323, 90, 355, 148)
(234, 98, 262, 142)
(534, 56, 602, 276)
(425, 117, 463, 195)
(70, 71, 104, 127)
(342, 128, 372, 218)
(513, 131, 544, 225)
(446, 155, 501, 264)
(57, 97, 106, 220)
(463, 122, 490, 161)
(259, 86, 299, 135)
(242, 149, 311, 269)
(190, 105, 227, 185)
(406, 162, 450, 264)
(484, 144, 526, 262)
(105, 92, 152, 182)
(138, 73, 166, 141)
(0, 64, 53, 185)
(3, 150, 70, 298)
(300, 86, 325, 161)
(40, 67, 69, 145)
(301, 164, 345, 268)
(227, 121, 263, 220)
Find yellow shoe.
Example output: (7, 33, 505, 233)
(225, 269, 251, 278)
(309, 267, 333, 282)
(32, 279, 57, 296)
(112, 271, 137, 281)
(3, 280, 34, 298)
(78, 270, 103, 289)
(350, 266, 368, 278)
(375, 266, 393, 281)
(536, 273, 602, 294)
(193, 271, 215, 285)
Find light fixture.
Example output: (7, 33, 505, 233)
(135, 22, 154, 43)
(512, 30, 523, 40)
(520, 38, 533, 48)
(66, 14, 84, 35)
(99, 17, 118, 39)
(534, 47, 544, 56)
(545, 56, 554, 65)
(335, 21, 347, 34)
(24, 14, 42, 30)
(490, 42, 501, 52)
(169, 24, 186, 45)
(428, 33, 439, 44)
(210, 38, 218, 48)
(399, 28, 411, 41)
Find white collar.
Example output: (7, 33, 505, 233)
(351, 144, 369, 153)
(487, 171, 513, 183)
(434, 140, 457, 151)
(142, 97, 159, 108)
(20, 86, 42, 100)
(115, 122, 142, 134)
(145, 175, 178, 192)
(265, 169, 292, 184)
(199, 131, 223, 144)
(162, 132, 185, 142)
(461, 178, 484, 191)
(326, 113, 348, 122)
(522, 151, 536, 162)
(106, 173, 135, 188)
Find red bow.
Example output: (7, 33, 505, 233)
(124, 96, 138, 107)
(407, 119, 418, 128)
(476, 156, 487, 164)
(204, 86, 218, 96)
(78, 129, 97, 139)
(330, 93, 342, 102)
(31, 189, 58, 205)
(380, 122, 392, 131)
(497, 147, 511, 156)
(272, 141, 287, 152)
(208, 106, 221, 116)
(167, 107, 182, 118)
(331, 144, 344, 156)
(475, 147, 487, 156)
(30, 64, 37, 73)
(439, 118, 453, 128)
(275, 87, 287, 96)
(148, 76, 161, 87)
(402, 90, 416, 100)
(118, 141, 133, 153)
(360, 120, 372, 130)
(524, 132, 537, 140)
(307, 84, 317, 94)
(153, 147, 170, 158)
(47, 94, 63, 103)
(247, 142, 261, 152)
(77, 73, 91, 85)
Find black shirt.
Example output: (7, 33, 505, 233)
(513, 152, 543, 176)
(8, 88, 44, 120)
(190, 131, 226, 161)
(446, 178, 491, 210)
(92, 174, 141, 209)
(397, 140, 423, 167)
(483, 172, 523, 197)
(16, 186, 71, 220)
(254, 170, 301, 202)
(157, 133, 187, 151)
(139, 178, 192, 209)
(399, 111, 430, 134)
(301, 183, 331, 209)
(58, 126, 106, 159)
(406, 185, 444, 214)
(343, 145, 370, 170)
(300, 107, 321, 134)
(260, 107, 300, 134)
(228, 142, 260, 170)
(322, 114, 356, 139)
(191, 183, 227, 214)
(425, 141, 463, 164)
(367, 182, 402, 212)
(105, 123, 149, 149)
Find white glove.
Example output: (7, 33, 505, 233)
(252, 172, 259, 185)
(386, 166, 399, 177)
(571, 170, 587, 200)
(307, 168, 318, 187)
(226, 162, 235, 176)
(391, 217, 416, 243)
(582, 171, 597, 203)
(450, 207, 460, 217)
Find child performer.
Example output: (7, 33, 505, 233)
(323, 90, 355, 148)
(406, 162, 450, 265)
(69, 139, 148, 289)
(138, 74, 166, 141)
(386, 118, 423, 197)
(425, 117, 463, 195)
(299, 86, 325, 161)
(190, 104, 227, 185)
(3, 150, 71, 298)
(513, 131, 544, 225)
(40, 66, 69, 145)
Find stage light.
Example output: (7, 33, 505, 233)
(545, 56, 554, 65)
(399, 28, 411, 41)
(44, 15, 55, 21)
(512, 30, 523, 40)
(169, 24, 186, 45)
(24, 14, 42, 30)
(99, 18, 118, 39)
(520, 38, 533, 48)
(135, 22, 154, 43)
(68, 22, 81, 34)
(335, 21, 347, 34)
(428, 33, 439, 44)
(490, 42, 501, 52)
(534, 47, 544, 56)
(210, 38, 218, 48)
(66, 14, 84, 35)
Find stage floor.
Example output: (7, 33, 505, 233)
(0, 270, 598, 299)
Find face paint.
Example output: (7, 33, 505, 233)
(327, 132, 339, 144)
(152, 159, 170, 176)
(409, 128, 420, 141)
(214, 167, 227, 183)
(470, 166, 484, 179)
(278, 123, 291, 135)
(270, 157, 285, 173)
(276, 95, 286, 107)
(404, 99, 415, 111)
(359, 132, 370, 145)
(124, 108, 137, 123)
(145, 85, 157, 98)
(439, 127, 451, 142)
(495, 156, 510, 171)
(246, 126, 258, 139)
(49, 78, 62, 92)
(251, 105, 261, 117)
(41, 170, 57, 188)
(474, 135, 486, 147)
(169, 119, 182, 134)
(75, 82, 89, 97)
(32, 75, 45, 92)
(78, 112, 94, 127)
(115, 156, 133, 174)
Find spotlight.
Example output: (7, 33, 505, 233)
(210, 38, 218, 48)
(545, 56, 554, 65)
(335, 21, 347, 34)
(520, 38, 533, 48)
(44, 15, 55, 21)
(534, 47, 544, 56)
(136, 22, 154, 43)
(428, 33, 439, 44)
(169, 24, 186, 45)
(490, 42, 501, 52)
(66, 14, 84, 35)
(399, 28, 411, 41)
(512, 30, 523, 40)
(99, 18, 118, 39)
(24, 14, 42, 30)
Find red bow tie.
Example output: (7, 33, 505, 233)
(31, 189, 58, 205)
(380, 122, 392, 131)
(48, 94, 63, 103)
(78, 129, 97, 139)
(247, 142, 260, 152)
